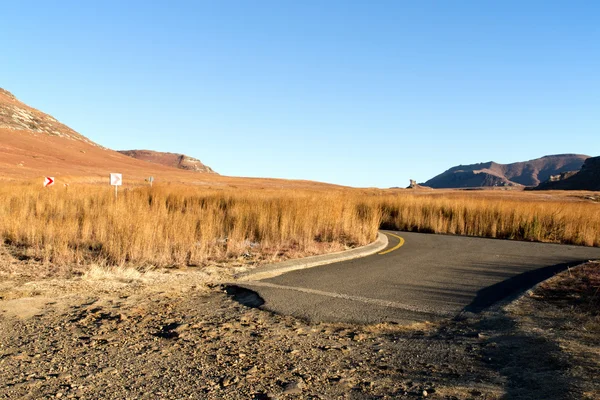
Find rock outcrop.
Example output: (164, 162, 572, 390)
(533, 156, 600, 191)
(118, 150, 217, 174)
(406, 179, 430, 189)
(0, 88, 97, 145)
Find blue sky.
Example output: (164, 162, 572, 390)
(2, 1, 598, 187)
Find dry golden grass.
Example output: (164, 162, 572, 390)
(0, 184, 379, 267)
(375, 191, 600, 247)
(1, 184, 598, 268)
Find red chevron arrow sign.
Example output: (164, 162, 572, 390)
(44, 177, 55, 187)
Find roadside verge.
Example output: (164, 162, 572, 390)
(236, 232, 389, 281)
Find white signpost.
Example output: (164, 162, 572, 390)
(43, 177, 55, 187)
(110, 173, 122, 199)
(148, 176, 154, 187)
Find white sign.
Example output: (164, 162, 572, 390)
(110, 173, 122, 186)
(44, 177, 55, 187)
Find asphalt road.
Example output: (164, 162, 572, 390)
(236, 231, 600, 324)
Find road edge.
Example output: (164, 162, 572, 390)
(235, 232, 389, 281)
(500, 260, 596, 310)
(457, 260, 596, 320)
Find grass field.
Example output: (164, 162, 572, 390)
(377, 189, 600, 247)
(1, 183, 598, 268)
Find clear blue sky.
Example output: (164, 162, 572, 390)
(2, 1, 598, 187)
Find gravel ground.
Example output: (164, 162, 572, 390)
(0, 259, 597, 399)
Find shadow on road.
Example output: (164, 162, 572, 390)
(463, 261, 584, 313)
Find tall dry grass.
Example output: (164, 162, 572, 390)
(375, 193, 600, 247)
(0, 184, 598, 268)
(0, 184, 380, 266)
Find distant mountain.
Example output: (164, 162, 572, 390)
(422, 154, 589, 188)
(533, 156, 600, 191)
(118, 150, 216, 174)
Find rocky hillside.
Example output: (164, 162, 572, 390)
(0, 88, 96, 145)
(534, 156, 600, 191)
(423, 154, 589, 188)
(118, 150, 216, 174)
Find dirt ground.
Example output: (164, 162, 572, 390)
(0, 248, 598, 399)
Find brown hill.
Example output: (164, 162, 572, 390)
(0, 88, 338, 190)
(118, 150, 216, 174)
(533, 156, 600, 191)
(0, 87, 208, 183)
(423, 154, 589, 188)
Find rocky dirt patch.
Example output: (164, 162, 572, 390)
(0, 284, 504, 399)
(0, 259, 598, 399)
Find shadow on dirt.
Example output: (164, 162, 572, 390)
(460, 262, 591, 398)
(473, 312, 581, 400)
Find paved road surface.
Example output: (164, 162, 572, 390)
(236, 231, 600, 324)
